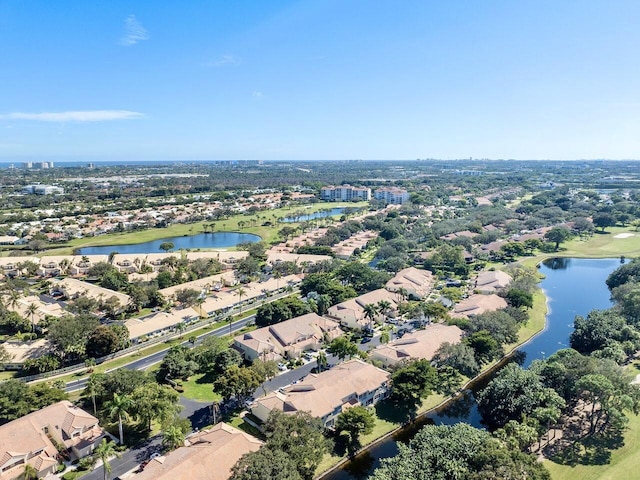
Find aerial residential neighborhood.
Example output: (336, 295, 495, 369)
(2, 1, 640, 478)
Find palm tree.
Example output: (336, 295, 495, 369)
(235, 287, 246, 314)
(273, 270, 282, 289)
(86, 374, 101, 415)
(85, 357, 96, 373)
(397, 287, 409, 303)
(94, 438, 120, 480)
(227, 315, 234, 336)
(20, 463, 38, 480)
(25, 302, 38, 333)
(363, 303, 378, 331)
(162, 424, 185, 451)
(7, 290, 20, 312)
(316, 351, 328, 372)
(377, 300, 392, 321)
(175, 322, 186, 339)
(194, 296, 206, 318)
(105, 393, 132, 445)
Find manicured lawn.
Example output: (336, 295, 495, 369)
(226, 412, 264, 438)
(42, 201, 367, 256)
(562, 228, 640, 258)
(514, 290, 547, 345)
(180, 373, 222, 402)
(544, 410, 640, 480)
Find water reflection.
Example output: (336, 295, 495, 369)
(542, 257, 571, 270)
(323, 258, 621, 480)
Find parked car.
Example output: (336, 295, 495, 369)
(360, 336, 372, 344)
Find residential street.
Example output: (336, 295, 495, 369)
(64, 315, 256, 393)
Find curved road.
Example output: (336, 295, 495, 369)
(64, 315, 255, 393)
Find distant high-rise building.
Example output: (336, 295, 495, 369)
(23, 161, 54, 169)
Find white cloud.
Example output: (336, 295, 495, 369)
(204, 55, 242, 67)
(252, 91, 263, 98)
(119, 15, 149, 46)
(0, 110, 145, 122)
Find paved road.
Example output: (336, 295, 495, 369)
(64, 316, 256, 393)
(82, 435, 163, 480)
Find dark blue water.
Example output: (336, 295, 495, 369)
(325, 257, 620, 480)
(76, 232, 260, 255)
(281, 207, 345, 223)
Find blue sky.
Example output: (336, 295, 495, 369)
(1, 0, 639, 161)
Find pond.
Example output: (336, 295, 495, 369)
(324, 257, 621, 480)
(76, 232, 261, 255)
(281, 207, 345, 223)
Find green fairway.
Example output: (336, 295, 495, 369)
(544, 410, 640, 480)
(561, 228, 640, 258)
(42, 201, 367, 256)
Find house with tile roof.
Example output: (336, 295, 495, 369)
(132, 422, 262, 480)
(327, 289, 399, 331)
(385, 267, 435, 300)
(451, 294, 508, 318)
(234, 312, 342, 361)
(250, 359, 390, 428)
(50, 278, 131, 312)
(473, 270, 513, 294)
(0, 401, 105, 480)
(370, 324, 463, 368)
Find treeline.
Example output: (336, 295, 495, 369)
(468, 259, 640, 464)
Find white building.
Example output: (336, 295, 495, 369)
(320, 185, 371, 202)
(374, 187, 409, 204)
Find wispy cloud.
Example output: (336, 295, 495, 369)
(119, 15, 149, 46)
(252, 91, 263, 98)
(0, 110, 145, 122)
(204, 55, 242, 67)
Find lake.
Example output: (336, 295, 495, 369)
(324, 257, 621, 480)
(281, 207, 345, 223)
(76, 232, 261, 255)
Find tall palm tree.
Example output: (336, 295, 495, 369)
(86, 374, 101, 416)
(235, 287, 246, 314)
(377, 300, 392, 321)
(25, 302, 38, 333)
(363, 303, 378, 332)
(94, 438, 120, 480)
(194, 296, 206, 318)
(7, 290, 20, 312)
(105, 393, 132, 445)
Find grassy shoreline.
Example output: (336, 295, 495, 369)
(314, 288, 549, 478)
(41, 201, 367, 256)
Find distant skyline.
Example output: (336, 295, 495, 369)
(1, 0, 639, 161)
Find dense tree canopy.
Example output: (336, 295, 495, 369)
(370, 423, 550, 480)
(477, 363, 565, 430)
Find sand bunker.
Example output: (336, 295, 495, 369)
(614, 233, 635, 239)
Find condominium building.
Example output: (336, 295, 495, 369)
(320, 185, 371, 202)
(373, 187, 409, 204)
